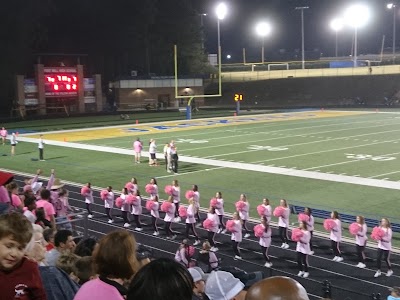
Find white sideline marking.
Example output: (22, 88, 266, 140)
(16, 136, 400, 191)
(369, 170, 400, 178)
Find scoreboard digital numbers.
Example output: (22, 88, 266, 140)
(44, 67, 78, 97)
(234, 93, 243, 101)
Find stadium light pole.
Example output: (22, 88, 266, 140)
(344, 4, 370, 67)
(216, 3, 227, 97)
(330, 18, 344, 57)
(387, 3, 397, 64)
(255, 21, 272, 64)
(295, 6, 309, 69)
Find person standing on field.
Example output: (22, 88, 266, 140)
(10, 132, 17, 156)
(0, 127, 7, 145)
(38, 134, 45, 161)
(149, 139, 157, 166)
(133, 138, 143, 164)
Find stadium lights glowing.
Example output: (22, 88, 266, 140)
(344, 4, 370, 28)
(255, 21, 272, 37)
(387, 3, 395, 9)
(216, 3, 227, 20)
(330, 18, 344, 32)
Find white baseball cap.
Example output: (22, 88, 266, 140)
(205, 271, 245, 300)
(188, 268, 203, 282)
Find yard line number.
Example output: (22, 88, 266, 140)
(247, 145, 288, 151)
(345, 154, 396, 161)
(176, 138, 209, 144)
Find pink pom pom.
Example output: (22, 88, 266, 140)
(291, 228, 304, 242)
(371, 226, 385, 241)
(188, 245, 195, 257)
(145, 184, 155, 194)
(254, 224, 265, 238)
(323, 219, 337, 231)
(203, 219, 214, 230)
(257, 205, 266, 217)
(125, 182, 134, 191)
(164, 185, 174, 195)
(115, 197, 124, 208)
(210, 198, 218, 208)
(161, 201, 173, 212)
(226, 220, 237, 233)
(146, 200, 155, 211)
(298, 213, 310, 223)
(100, 190, 109, 201)
(178, 206, 187, 218)
(235, 200, 246, 211)
(273, 206, 285, 217)
(349, 222, 361, 235)
(125, 195, 136, 205)
(81, 186, 90, 196)
(185, 190, 195, 200)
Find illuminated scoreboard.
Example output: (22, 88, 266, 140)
(44, 67, 78, 97)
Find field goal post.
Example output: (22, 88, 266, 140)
(174, 45, 222, 120)
(268, 63, 289, 71)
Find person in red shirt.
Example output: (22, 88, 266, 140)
(0, 212, 47, 299)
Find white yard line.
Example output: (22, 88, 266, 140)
(369, 170, 400, 179)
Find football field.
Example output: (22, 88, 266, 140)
(3, 110, 400, 224)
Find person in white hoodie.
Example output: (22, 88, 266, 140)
(185, 199, 201, 246)
(214, 192, 226, 233)
(151, 196, 160, 236)
(103, 186, 114, 224)
(131, 190, 143, 232)
(296, 221, 311, 278)
(237, 194, 250, 238)
(259, 217, 272, 268)
(330, 211, 343, 262)
(355, 215, 368, 268)
(374, 218, 393, 278)
(278, 199, 290, 249)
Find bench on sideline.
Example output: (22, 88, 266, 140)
(291, 205, 400, 233)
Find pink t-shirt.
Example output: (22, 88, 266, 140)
(231, 220, 242, 242)
(0, 129, 7, 137)
(73, 278, 125, 300)
(133, 141, 143, 153)
(36, 199, 55, 221)
(11, 194, 22, 207)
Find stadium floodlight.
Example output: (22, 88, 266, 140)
(255, 21, 272, 64)
(344, 4, 370, 67)
(216, 3, 227, 20)
(330, 18, 344, 57)
(387, 3, 397, 64)
(295, 6, 309, 69)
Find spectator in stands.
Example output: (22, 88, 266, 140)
(388, 286, 400, 300)
(258, 217, 272, 268)
(75, 256, 96, 285)
(74, 230, 138, 300)
(164, 196, 177, 240)
(185, 199, 201, 245)
(74, 237, 98, 257)
(245, 276, 309, 300)
(237, 194, 251, 238)
(39, 266, 80, 300)
(172, 180, 181, 221)
(230, 212, 243, 260)
(54, 187, 73, 231)
(103, 186, 114, 224)
(214, 192, 226, 233)
(35, 207, 52, 228)
(355, 215, 367, 269)
(374, 218, 393, 278)
(204, 270, 246, 300)
(45, 229, 76, 266)
(0, 212, 47, 299)
(188, 268, 207, 300)
(330, 211, 343, 262)
(56, 252, 80, 283)
(304, 208, 314, 255)
(6, 181, 23, 211)
(36, 189, 56, 229)
(127, 258, 193, 300)
(0, 127, 7, 145)
(197, 241, 219, 273)
(43, 228, 55, 251)
(24, 196, 37, 223)
(205, 207, 220, 252)
(25, 224, 47, 266)
(136, 244, 154, 269)
(0, 171, 13, 214)
(278, 199, 290, 249)
(133, 138, 143, 164)
(296, 221, 311, 278)
(175, 239, 195, 268)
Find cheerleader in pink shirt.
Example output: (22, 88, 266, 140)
(354, 215, 368, 268)
(150, 195, 160, 236)
(214, 192, 226, 233)
(205, 207, 220, 252)
(163, 196, 176, 240)
(230, 212, 243, 260)
(125, 178, 138, 194)
(1, 127, 7, 145)
(296, 221, 311, 278)
(374, 218, 393, 277)
(237, 194, 251, 238)
(185, 199, 201, 245)
(172, 180, 181, 221)
(148, 178, 159, 200)
(330, 211, 343, 262)
(304, 207, 315, 255)
(278, 199, 290, 249)
(131, 190, 143, 232)
(259, 217, 272, 268)
(103, 186, 114, 223)
(82, 182, 94, 218)
(120, 188, 131, 228)
(192, 185, 201, 225)
(260, 198, 272, 224)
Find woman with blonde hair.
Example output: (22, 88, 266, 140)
(374, 218, 393, 277)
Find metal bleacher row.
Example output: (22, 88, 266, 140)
(291, 205, 400, 233)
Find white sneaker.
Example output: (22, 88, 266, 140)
(297, 271, 304, 277)
(359, 263, 366, 269)
(234, 255, 242, 260)
(210, 247, 219, 252)
(283, 243, 289, 249)
(196, 223, 202, 228)
(194, 240, 201, 246)
(171, 235, 177, 240)
(108, 219, 114, 223)
(88, 214, 93, 219)
(176, 217, 181, 222)
(167, 170, 171, 173)
(153, 231, 159, 236)
(217, 228, 222, 234)
(309, 251, 314, 255)
(134, 227, 143, 232)
(123, 223, 130, 228)
(332, 256, 339, 261)
(356, 262, 362, 268)
(303, 272, 309, 278)
(374, 270, 382, 278)
(221, 229, 227, 234)
(387, 270, 393, 277)
(244, 233, 250, 238)
(336, 257, 343, 262)
(264, 262, 272, 268)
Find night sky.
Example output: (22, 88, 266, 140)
(199, 0, 393, 62)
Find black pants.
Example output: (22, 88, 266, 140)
(165, 221, 172, 236)
(152, 216, 158, 232)
(185, 223, 199, 239)
(310, 231, 313, 251)
(279, 226, 288, 243)
(232, 240, 240, 256)
(208, 231, 216, 247)
(171, 154, 178, 173)
(86, 203, 92, 215)
(331, 240, 341, 256)
(242, 220, 250, 234)
(195, 211, 201, 224)
(218, 215, 225, 229)
(297, 252, 309, 272)
(105, 208, 112, 220)
(357, 245, 365, 263)
(377, 249, 391, 270)
(122, 211, 129, 224)
(261, 246, 270, 262)
(174, 202, 179, 218)
(39, 148, 44, 160)
(164, 155, 168, 170)
(133, 214, 141, 228)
